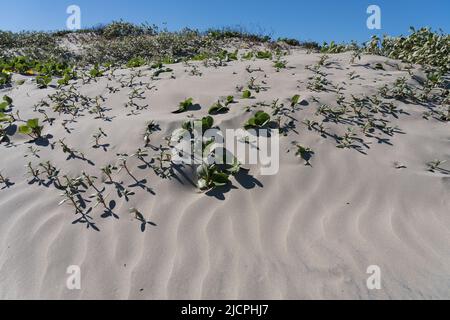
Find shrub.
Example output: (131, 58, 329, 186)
(102, 21, 155, 39)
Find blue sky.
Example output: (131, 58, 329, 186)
(1, 0, 448, 43)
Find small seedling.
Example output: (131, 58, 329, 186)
(89, 64, 103, 78)
(92, 128, 108, 149)
(0, 95, 12, 111)
(302, 119, 318, 131)
(18, 119, 43, 140)
(244, 111, 271, 130)
(173, 98, 194, 114)
(129, 208, 157, 231)
(144, 121, 159, 147)
(290, 94, 301, 107)
(273, 59, 287, 71)
(293, 143, 315, 166)
(101, 164, 118, 184)
(242, 90, 253, 99)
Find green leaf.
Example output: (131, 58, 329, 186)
(0, 102, 8, 112)
(254, 111, 270, 126)
(0, 113, 12, 123)
(173, 98, 194, 114)
(18, 125, 32, 135)
(208, 101, 229, 115)
(202, 116, 214, 130)
(3, 95, 12, 105)
(212, 172, 230, 186)
(242, 90, 252, 99)
(244, 111, 271, 129)
(290, 94, 300, 107)
(27, 118, 40, 129)
(225, 95, 234, 106)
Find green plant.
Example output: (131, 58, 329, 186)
(427, 160, 447, 172)
(173, 98, 194, 114)
(92, 127, 107, 149)
(241, 52, 254, 60)
(208, 100, 229, 115)
(0, 70, 11, 86)
(89, 64, 103, 78)
(196, 163, 230, 191)
(242, 90, 253, 99)
(273, 59, 287, 71)
(18, 118, 43, 139)
(101, 164, 118, 184)
(36, 74, 52, 88)
(290, 94, 301, 107)
(225, 95, 235, 106)
(293, 143, 315, 166)
(0, 95, 12, 111)
(57, 69, 77, 86)
(0, 171, 12, 188)
(256, 51, 272, 59)
(217, 49, 238, 62)
(127, 57, 146, 68)
(244, 111, 271, 130)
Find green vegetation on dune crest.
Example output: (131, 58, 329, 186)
(0, 21, 449, 230)
(1, 22, 448, 86)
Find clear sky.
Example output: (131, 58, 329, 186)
(1, 0, 449, 43)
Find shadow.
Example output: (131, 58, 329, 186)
(93, 143, 110, 152)
(72, 208, 100, 232)
(34, 134, 53, 147)
(172, 164, 196, 187)
(234, 170, 263, 190)
(205, 184, 238, 200)
(5, 124, 17, 136)
(0, 180, 14, 189)
(172, 103, 202, 114)
(100, 200, 119, 219)
(126, 170, 155, 194)
(133, 210, 157, 232)
(299, 100, 309, 106)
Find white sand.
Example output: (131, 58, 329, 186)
(0, 50, 449, 299)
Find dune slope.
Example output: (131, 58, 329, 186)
(0, 50, 449, 299)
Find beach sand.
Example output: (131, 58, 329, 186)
(0, 49, 449, 299)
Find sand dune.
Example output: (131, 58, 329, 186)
(0, 49, 449, 299)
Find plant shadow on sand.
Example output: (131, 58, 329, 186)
(169, 163, 263, 200)
(206, 169, 263, 200)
